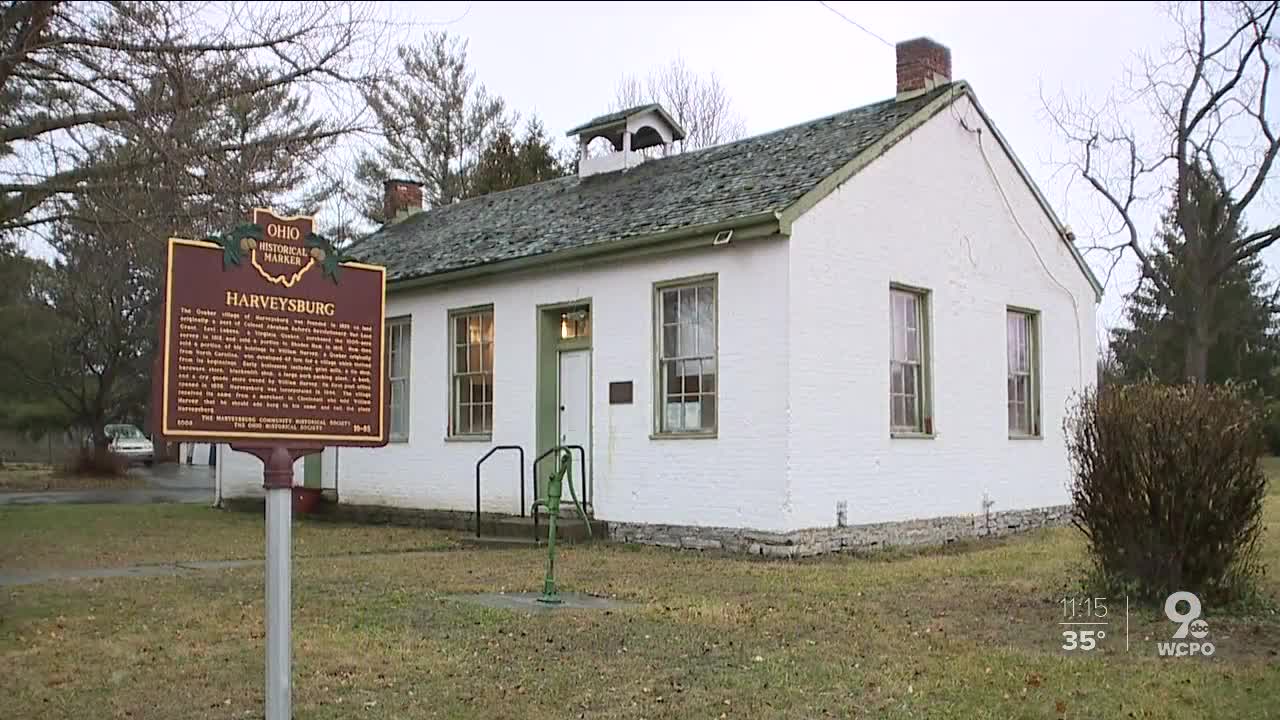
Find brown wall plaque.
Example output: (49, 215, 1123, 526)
(157, 209, 387, 446)
(609, 381, 633, 405)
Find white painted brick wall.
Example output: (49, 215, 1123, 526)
(297, 239, 793, 532)
(216, 444, 303, 500)
(785, 94, 1098, 530)
(217, 94, 1096, 537)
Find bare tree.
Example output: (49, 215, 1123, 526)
(18, 202, 156, 457)
(353, 31, 507, 221)
(613, 57, 746, 154)
(0, 1, 385, 233)
(0, 0, 381, 455)
(1047, 1, 1280, 381)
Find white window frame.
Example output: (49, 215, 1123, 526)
(1007, 308, 1041, 438)
(448, 305, 494, 438)
(889, 284, 933, 436)
(386, 316, 412, 442)
(653, 275, 718, 437)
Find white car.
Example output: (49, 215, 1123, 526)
(106, 424, 155, 466)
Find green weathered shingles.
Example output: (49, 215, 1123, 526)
(351, 86, 952, 284)
(564, 103, 664, 136)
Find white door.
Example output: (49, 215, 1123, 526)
(557, 350, 591, 505)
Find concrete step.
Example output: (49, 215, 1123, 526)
(474, 515, 607, 543)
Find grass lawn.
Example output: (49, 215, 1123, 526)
(1, 482, 1278, 718)
(0, 504, 459, 570)
(0, 463, 145, 492)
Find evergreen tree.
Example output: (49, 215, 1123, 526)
(1110, 167, 1280, 396)
(0, 242, 72, 441)
(468, 118, 566, 198)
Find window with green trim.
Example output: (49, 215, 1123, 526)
(449, 306, 494, 436)
(1007, 309, 1040, 436)
(386, 317, 411, 442)
(890, 286, 932, 434)
(655, 277, 717, 434)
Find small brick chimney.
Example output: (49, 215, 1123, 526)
(382, 179, 423, 224)
(896, 37, 951, 100)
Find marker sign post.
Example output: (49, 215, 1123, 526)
(154, 208, 387, 720)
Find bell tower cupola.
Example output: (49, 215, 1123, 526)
(566, 104, 686, 178)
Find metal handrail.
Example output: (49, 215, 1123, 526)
(474, 445, 525, 538)
(529, 440, 588, 502)
(530, 444, 588, 539)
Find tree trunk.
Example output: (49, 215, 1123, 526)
(1185, 306, 1212, 383)
(88, 422, 114, 476)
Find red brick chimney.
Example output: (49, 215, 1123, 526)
(383, 179, 423, 224)
(896, 37, 951, 100)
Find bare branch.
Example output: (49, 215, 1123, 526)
(1, 1, 389, 230)
(611, 56, 746, 155)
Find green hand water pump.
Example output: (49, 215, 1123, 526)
(536, 447, 591, 604)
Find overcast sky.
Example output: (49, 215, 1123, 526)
(21, 2, 1273, 343)
(381, 0, 1280, 341)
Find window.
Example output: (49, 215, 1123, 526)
(656, 277, 717, 434)
(450, 306, 494, 436)
(1007, 309, 1040, 436)
(890, 287, 931, 434)
(387, 317, 411, 442)
(559, 308, 590, 339)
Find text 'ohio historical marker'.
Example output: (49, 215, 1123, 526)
(154, 208, 387, 720)
(159, 208, 387, 445)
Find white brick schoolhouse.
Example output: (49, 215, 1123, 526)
(217, 38, 1100, 554)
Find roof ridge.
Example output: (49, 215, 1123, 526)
(358, 85, 956, 247)
(665, 96, 900, 159)
(352, 82, 964, 282)
(649, 84, 955, 164)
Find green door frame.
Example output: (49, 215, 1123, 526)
(303, 452, 322, 489)
(534, 299, 592, 501)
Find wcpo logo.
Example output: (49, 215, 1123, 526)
(249, 209, 320, 288)
(1157, 591, 1215, 657)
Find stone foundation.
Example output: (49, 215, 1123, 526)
(221, 496, 1071, 559)
(608, 505, 1073, 558)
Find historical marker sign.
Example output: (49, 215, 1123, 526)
(158, 208, 387, 446)
(155, 208, 388, 720)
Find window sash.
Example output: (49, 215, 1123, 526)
(386, 319, 411, 441)
(1007, 311, 1037, 436)
(450, 308, 494, 435)
(657, 281, 716, 433)
(890, 289, 927, 432)
(890, 359, 922, 430)
(559, 309, 590, 339)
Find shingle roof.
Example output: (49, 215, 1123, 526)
(565, 103, 664, 136)
(350, 85, 956, 284)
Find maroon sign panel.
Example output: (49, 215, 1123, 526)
(158, 209, 387, 446)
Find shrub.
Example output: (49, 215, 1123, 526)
(1065, 381, 1269, 604)
(63, 446, 129, 477)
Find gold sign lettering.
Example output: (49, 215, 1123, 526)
(225, 290, 335, 317)
(266, 223, 302, 241)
